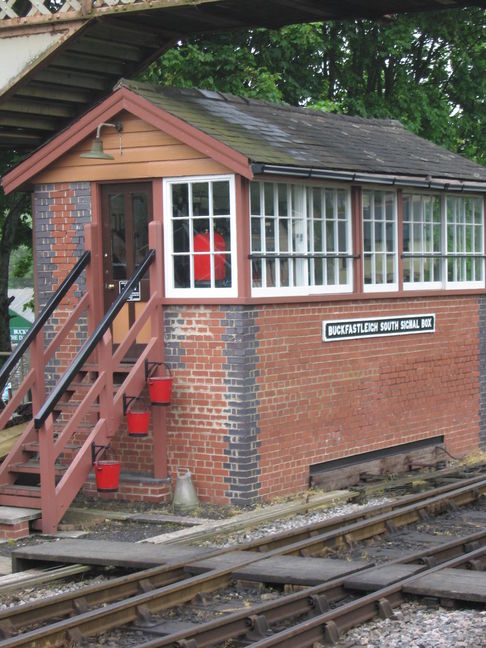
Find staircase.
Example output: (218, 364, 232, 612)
(0, 222, 165, 534)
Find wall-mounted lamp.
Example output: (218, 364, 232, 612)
(80, 121, 123, 160)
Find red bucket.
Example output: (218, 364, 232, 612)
(95, 461, 120, 492)
(126, 410, 150, 437)
(148, 376, 172, 406)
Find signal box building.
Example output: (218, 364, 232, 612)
(2, 79, 486, 533)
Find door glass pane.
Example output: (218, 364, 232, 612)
(110, 193, 126, 280)
(132, 193, 148, 265)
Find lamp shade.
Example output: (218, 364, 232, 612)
(80, 137, 114, 160)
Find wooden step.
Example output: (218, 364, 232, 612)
(54, 401, 100, 412)
(9, 461, 66, 476)
(23, 441, 81, 453)
(82, 363, 134, 374)
(0, 484, 41, 498)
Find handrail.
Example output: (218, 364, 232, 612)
(34, 249, 156, 429)
(0, 251, 91, 387)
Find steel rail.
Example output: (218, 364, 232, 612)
(135, 528, 486, 648)
(248, 545, 486, 648)
(0, 478, 484, 645)
(0, 478, 486, 646)
(3, 474, 481, 635)
(0, 564, 91, 596)
(237, 471, 486, 553)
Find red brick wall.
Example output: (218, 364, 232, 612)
(164, 306, 231, 503)
(255, 296, 480, 500)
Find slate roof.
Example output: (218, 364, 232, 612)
(117, 79, 486, 184)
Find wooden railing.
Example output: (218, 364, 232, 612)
(0, 220, 165, 533)
(0, 250, 91, 434)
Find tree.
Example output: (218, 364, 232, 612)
(142, 7, 486, 164)
(0, 151, 31, 395)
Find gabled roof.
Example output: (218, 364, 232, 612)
(118, 80, 486, 186)
(4, 79, 486, 194)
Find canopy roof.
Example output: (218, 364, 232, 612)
(1, 0, 485, 152)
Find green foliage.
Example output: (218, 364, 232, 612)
(141, 7, 486, 165)
(0, 150, 32, 359)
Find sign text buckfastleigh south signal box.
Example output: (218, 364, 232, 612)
(322, 314, 435, 342)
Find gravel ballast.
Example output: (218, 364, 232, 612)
(0, 489, 485, 646)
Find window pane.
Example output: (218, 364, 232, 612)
(266, 259, 276, 287)
(280, 259, 290, 286)
(250, 183, 261, 215)
(192, 183, 209, 216)
(216, 218, 231, 251)
(265, 218, 276, 252)
(172, 184, 188, 217)
(251, 217, 262, 251)
(264, 183, 274, 215)
(213, 181, 230, 215)
(252, 259, 262, 287)
(173, 220, 189, 253)
(174, 255, 190, 288)
(278, 184, 288, 216)
(279, 219, 289, 252)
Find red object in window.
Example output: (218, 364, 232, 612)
(194, 232, 226, 281)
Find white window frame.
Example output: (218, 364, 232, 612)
(250, 181, 353, 297)
(445, 195, 484, 290)
(402, 192, 443, 291)
(403, 192, 484, 291)
(163, 174, 237, 298)
(362, 189, 398, 292)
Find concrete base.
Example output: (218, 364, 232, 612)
(0, 507, 41, 540)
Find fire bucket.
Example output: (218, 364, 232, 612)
(126, 410, 150, 437)
(95, 461, 120, 492)
(148, 362, 173, 406)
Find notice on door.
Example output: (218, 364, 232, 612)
(119, 280, 141, 302)
(322, 313, 435, 342)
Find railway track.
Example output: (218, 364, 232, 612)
(0, 472, 485, 646)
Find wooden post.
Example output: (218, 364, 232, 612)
(148, 221, 167, 479)
(98, 330, 115, 438)
(30, 334, 46, 417)
(38, 414, 57, 533)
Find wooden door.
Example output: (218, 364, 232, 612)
(101, 183, 153, 356)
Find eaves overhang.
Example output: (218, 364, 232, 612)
(251, 163, 486, 194)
